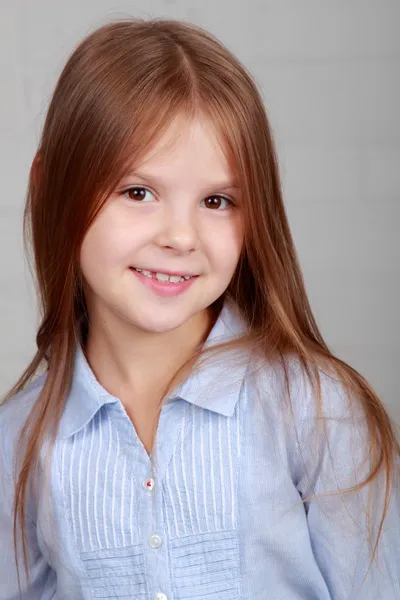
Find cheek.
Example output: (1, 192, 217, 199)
(80, 209, 132, 274)
(207, 219, 244, 273)
(80, 219, 119, 286)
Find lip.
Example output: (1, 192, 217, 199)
(129, 267, 198, 297)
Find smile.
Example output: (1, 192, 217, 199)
(133, 268, 194, 284)
(130, 267, 198, 298)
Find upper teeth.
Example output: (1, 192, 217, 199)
(134, 268, 192, 283)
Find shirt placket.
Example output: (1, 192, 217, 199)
(139, 398, 188, 600)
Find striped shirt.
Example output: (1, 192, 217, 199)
(0, 303, 399, 599)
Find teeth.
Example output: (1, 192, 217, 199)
(155, 272, 187, 283)
(155, 272, 170, 282)
(134, 268, 192, 283)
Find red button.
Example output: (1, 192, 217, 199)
(144, 478, 155, 491)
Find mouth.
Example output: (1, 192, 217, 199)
(130, 267, 197, 284)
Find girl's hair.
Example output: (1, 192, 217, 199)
(4, 17, 399, 586)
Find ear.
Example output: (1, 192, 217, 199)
(31, 151, 42, 189)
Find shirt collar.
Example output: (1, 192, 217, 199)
(58, 346, 119, 439)
(173, 301, 249, 416)
(59, 301, 249, 439)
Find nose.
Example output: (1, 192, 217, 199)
(154, 211, 197, 255)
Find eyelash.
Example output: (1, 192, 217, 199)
(120, 186, 234, 210)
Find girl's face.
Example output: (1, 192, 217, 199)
(80, 116, 244, 335)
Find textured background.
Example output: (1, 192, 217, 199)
(0, 0, 399, 422)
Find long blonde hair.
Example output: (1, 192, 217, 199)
(4, 17, 398, 587)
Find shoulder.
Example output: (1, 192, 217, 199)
(0, 374, 46, 476)
(247, 353, 370, 473)
(247, 352, 360, 423)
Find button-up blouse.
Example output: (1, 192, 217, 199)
(0, 303, 399, 599)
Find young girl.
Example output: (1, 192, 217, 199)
(0, 18, 399, 600)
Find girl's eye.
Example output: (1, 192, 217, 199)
(122, 186, 155, 202)
(201, 195, 232, 210)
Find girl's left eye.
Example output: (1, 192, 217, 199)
(121, 186, 155, 202)
(201, 195, 232, 210)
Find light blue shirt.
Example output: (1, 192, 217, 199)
(0, 304, 399, 599)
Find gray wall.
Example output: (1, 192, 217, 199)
(1, 1, 399, 422)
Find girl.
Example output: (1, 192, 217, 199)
(0, 17, 399, 600)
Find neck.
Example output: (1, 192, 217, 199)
(84, 306, 213, 405)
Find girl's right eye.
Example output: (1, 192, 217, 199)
(121, 186, 155, 202)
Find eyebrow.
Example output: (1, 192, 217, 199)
(123, 171, 240, 191)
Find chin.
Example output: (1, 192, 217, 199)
(126, 310, 197, 335)
(136, 320, 183, 334)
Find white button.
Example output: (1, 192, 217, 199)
(144, 478, 155, 491)
(154, 594, 167, 600)
(149, 534, 163, 549)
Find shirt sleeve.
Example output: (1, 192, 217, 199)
(0, 417, 53, 599)
(295, 370, 400, 600)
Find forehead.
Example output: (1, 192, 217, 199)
(132, 114, 237, 180)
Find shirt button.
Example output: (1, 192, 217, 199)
(144, 478, 155, 491)
(154, 594, 167, 600)
(149, 534, 163, 549)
